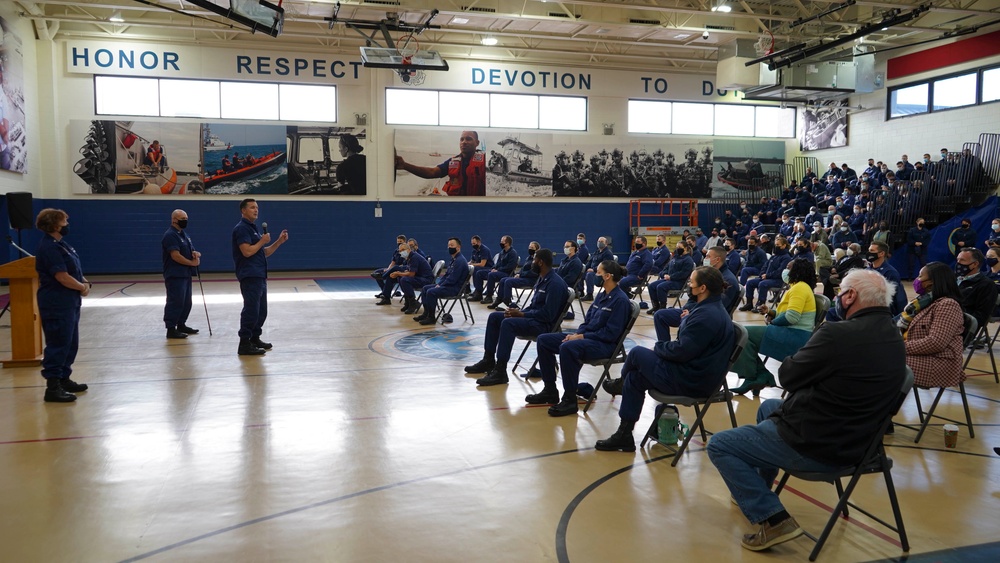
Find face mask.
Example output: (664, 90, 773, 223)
(941, 153, 947, 158)
(923, 158, 929, 164)
(989, 257, 999, 267)
(748, 243, 756, 248)
(753, 218, 759, 223)
(918, 223, 924, 228)
(962, 224, 970, 229)
(596, 242, 606, 250)
(564, 248, 572, 256)
(635, 243, 643, 250)
(176, 219, 188, 229)
(913, 278, 926, 295)
(841, 226, 848, 232)
(400, 250, 409, 259)
(834, 294, 848, 319)
(781, 269, 790, 283)
(715, 220, 721, 224)
(703, 258, 711, 267)
(596, 275, 607, 288)
(847, 249, 855, 256)
(472, 244, 480, 250)
(577, 239, 584, 245)
(528, 249, 536, 257)
(656, 241, 663, 247)
(955, 263, 972, 276)
(448, 247, 458, 255)
(993, 224, 1000, 232)
(59, 225, 70, 237)
(867, 252, 879, 262)
(674, 249, 683, 257)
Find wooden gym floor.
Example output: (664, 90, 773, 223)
(1, 272, 999, 562)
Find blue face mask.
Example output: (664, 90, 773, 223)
(577, 238, 584, 245)
(781, 269, 790, 284)
(834, 294, 847, 319)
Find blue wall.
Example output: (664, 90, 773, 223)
(8, 199, 635, 274)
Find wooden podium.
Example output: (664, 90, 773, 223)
(0, 257, 42, 367)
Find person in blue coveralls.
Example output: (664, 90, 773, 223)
(414, 238, 469, 326)
(386, 243, 434, 315)
(373, 234, 407, 301)
(466, 235, 494, 301)
(467, 248, 569, 387)
(34, 208, 91, 403)
(527, 260, 632, 416)
(232, 198, 289, 356)
(162, 209, 201, 340)
(488, 241, 540, 311)
(474, 235, 518, 304)
(582, 236, 614, 301)
(620, 235, 654, 295)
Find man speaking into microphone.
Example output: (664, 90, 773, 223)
(232, 198, 289, 356)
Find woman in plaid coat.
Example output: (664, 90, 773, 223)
(899, 262, 965, 388)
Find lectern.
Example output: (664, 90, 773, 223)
(0, 257, 42, 367)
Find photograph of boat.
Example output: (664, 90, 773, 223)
(204, 150, 286, 189)
(202, 124, 232, 152)
(490, 137, 549, 186)
(199, 123, 287, 194)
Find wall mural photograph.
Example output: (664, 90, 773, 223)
(711, 139, 787, 198)
(394, 129, 715, 198)
(70, 121, 367, 195)
(0, 14, 27, 173)
(800, 99, 849, 151)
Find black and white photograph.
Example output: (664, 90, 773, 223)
(800, 99, 849, 151)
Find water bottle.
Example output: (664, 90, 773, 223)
(656, 404, 681, 444)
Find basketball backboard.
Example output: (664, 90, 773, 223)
(360, 47, 449, 72)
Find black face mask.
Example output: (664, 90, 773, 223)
(962, 224, 970, 229)
(448, 247, 458, 255)
(528, 249, 536, 257)
(59, 225, 70, 237)
(674, 249, 684, 257)
(955, 263, 972, 276)
(176, 219, 188, 229)
(472, 244, 480, 250)
(867, 252, 879, 262)
(656, 241, 663, 247)
(634, 243, 643, 250)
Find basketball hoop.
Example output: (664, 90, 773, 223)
(397, 67, 426, 86)
(754, 30, 775, 57)
(398, 33, 419, 66)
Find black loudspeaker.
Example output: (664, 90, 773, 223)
(6, 192, 34, 230)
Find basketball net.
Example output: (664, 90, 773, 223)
(396, 33, 425, 86)
(754, 30, 775, 58)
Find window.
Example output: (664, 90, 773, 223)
(754, 106, 796, 138)
(714, 104, 755, 137)
(933, 73, 977, 111)
(982, 67, 1000, 104)
(386, 89, 439, 125)
(490, 94, 539, 129)
(539, 96, 587, 131)
(279, 84, 337, 122)
(385, 89, 588, 130)
(295, 136, 326, 164)
(221, 82, 279, 120)
(439, 91, 490, 127)
(159, 79, 220, 118)
(94, 76, 160, 116)
(889, 83, 929, 118)
(672, 102, 714, 135)
(628, 100, 671, 134)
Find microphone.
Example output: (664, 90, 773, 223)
(262, 222, 268, 235)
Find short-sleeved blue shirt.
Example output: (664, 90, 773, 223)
(35, 234, 83, 309)
(232, 218, 267, 280)
(162, 227, 196, 278)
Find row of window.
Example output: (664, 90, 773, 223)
(888, 64, 1000, 119)
(385, 89, 588, 130)
(627, 100, 797, 138)
(94, 76, 337, 121)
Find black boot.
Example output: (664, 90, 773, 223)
(404, 298, 421, 315)
(166, 328, 188, 339)
(602, 377, 624, 397)
(238, 338, 266, 356)
(738, 296, 754, 312)
(61, 378, 89, 393)
(595, 420, 636, 452)
(44, 379, 76, 403)
(251, 337, 273, 350)
(548, 394, 579, 417)
(376, 295, 392, 305)
(178, 325, 200, 334)
(476, 366, 509, 386)
(525, 386, 559, 405)
(487, 297, 503, 310)
(465, 357, 496, 374)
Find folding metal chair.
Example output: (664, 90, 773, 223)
(639, 322, 748, 466)
(582, 300, 642, 412)
(727, 286, 746, 317)
(435, 265, 475, 325)
(511, 288, 575, 377)
(773, 367, 913, 561)
(963, 294, 1000, 383)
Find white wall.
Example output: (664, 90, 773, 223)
(0, 6, 41, 196)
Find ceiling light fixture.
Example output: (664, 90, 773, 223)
(452, 17, 469, 24)
(481, 36, 498, 46)
(109, 11, 124, 22)
(712, 4, 732, 13)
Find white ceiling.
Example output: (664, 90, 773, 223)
(16, 0, 1000, 74)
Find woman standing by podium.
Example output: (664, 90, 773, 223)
(34, 208, 90, 403)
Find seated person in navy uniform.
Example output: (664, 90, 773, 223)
(739, 235, 767, 285)
(830, 223, 858, 250)
(466, 235, 494, 300)
(647, 243, 694, 313)
(575, 233, 591, 266)
(528, 260, 632, 416)
(597, 266, 735, 452)
(373, 234, 407, 302)
(474, 235, 518, 304)
(724, 238, 742, 277)
(557, 241, 585, 320)
(791, 238, 814, 263)
(407, 238, 427, 261)
(654, 246, 740, 343)
(414, 238, 469, 325)
(957, 248, 998, 337)
(583, 236, 614, 301)
(619, 236, 654, 295)
(489, 242, 540, 310)
(650, 234, 670, 271)
(740, 236, 792, 311)
(467, 249, 569, 387)
(389, 243, 434, 315)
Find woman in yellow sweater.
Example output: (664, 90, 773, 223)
(732, 258, 817, 395)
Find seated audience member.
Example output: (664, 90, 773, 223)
(986, 247, 1000, 285)
(831, 222, 858, 249)
(824, 243, 863, 299)
(740, 236, 767, 285)
(466, 235, 494, 301)
(489, 241, 540, 310)
(956, 248, 998, 337)
(619, 236, 654, 295)
(466, 249, 569, 387)
(867, 241, 907, 316)
(740, 236, 792, 312)
(413, 238, 469, 326)
(596, 267, 735, 452)
(813, 240, 833, 291)
(557, 241, 584, 287)
(647, 242, 694, 313)
(575, 233, 591, 265)
(475, 235, 519, 304)
(898, 262, 965, 390)
(732, 258, 817, 395)
(986, 219, 1000, 248)
(707, 269, 905, 552)
(791, 238, 814, 263)
(528, 260, 631, 415)
(809, 221, 829, 247)
(407, 238, 426, 260)
(758, 233, 775, 255)
(653, 246, 740, 342)
(650, 234, 670, 271)
(724, 238, 742, 277)
(387, 243, 434, 315)
(374, 234, 407, 302)
(685, 235, 703, 265)
(583, 236, 614, 301)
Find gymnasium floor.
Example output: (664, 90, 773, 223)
(1, 272, 999, 562)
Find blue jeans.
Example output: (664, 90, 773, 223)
(707, 399, 844, 524)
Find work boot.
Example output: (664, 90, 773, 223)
(465, 357, 495, 374)
(238, 338, 266, 356)
(166, 328, 188, 339)
(418, 316, 437, 326)
(602, 377, 624, 397)
(476, 367, 509, 386)
(376, 296, 392, 305)
(487, 297, 504, 310)
(480, 295, 493, 304)
(61, 378, 89, 393)
(548, 395, 579, 417)
(178, 325, 200, 334)
(44, 379, 76, 403)
(251, 337, 273, 350)
(595, 422, 636, 452)
(467, 291, 483, 302)
(738, 297, 755, 312)
(525, 387, 559, 405)
(581, 294, 594, 302)
(404, 299, 421, 315)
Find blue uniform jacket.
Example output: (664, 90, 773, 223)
(625, 248, 654, 278)
(682, 266, 740, 313)
(557, 254, 584, 286)
(406, 253, 433, 282)
(763, 250, 792, 279)
(577, 286, 631, 344)
(950, 227, 977, 249)
(745, 246, 767, 271)
(651, 245, 671, 270)
(663, 254, 693, 282)
(907, 226, 931, 253)
(36, 234, 84, 309)
(516, 255, 539, 281)
(162, 227, 196, 278)
(654, 294, 734, 397)
(831, 229, 858, 249)
(232, 218, 267, 280)
(438, 253, 470, 292)
(793, 249, 815, 263)
(725, 251, 742, 276)
(495, 247, 519, 274)
(523, 270, 569, 326)
(470, 244, 494, 268)
(588, 247, 614, 271)
(872, 262, 907, 316)
(577, 243, 590, 265)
